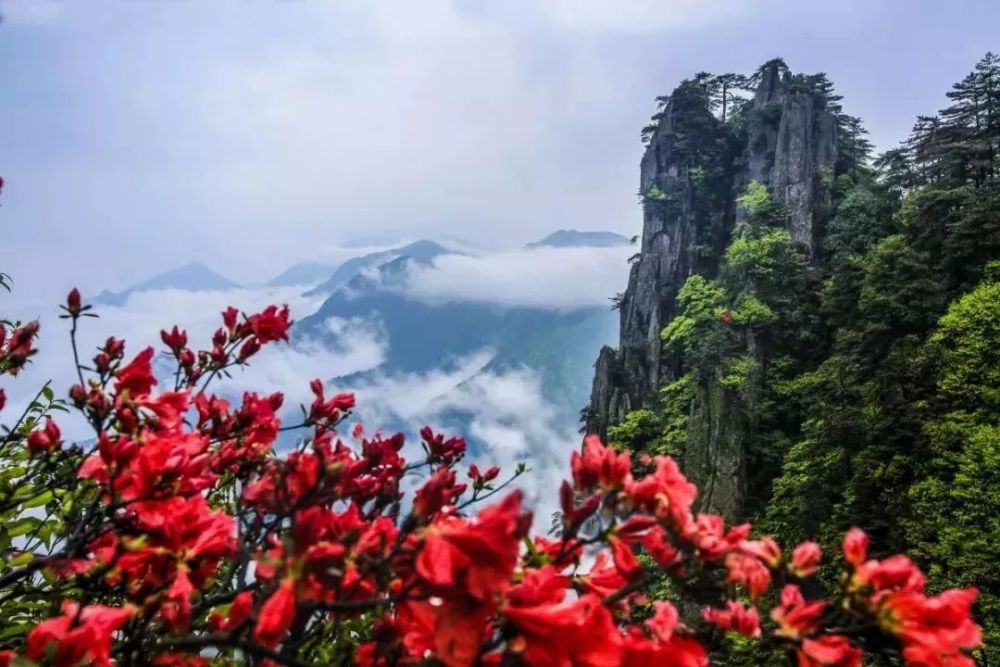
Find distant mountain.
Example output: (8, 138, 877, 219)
(303, 240, 454, 297)
(526, 229, 630, 249)
(266, 262, 339, 287)
(95, 262, 238, 306)
(294, 252, 617, 423)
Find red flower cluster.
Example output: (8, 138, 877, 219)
(0, 318, 39, 376)
(841, 528, 982, 667)
(25, 603, 132, 667)
(0, 292, 983, 667)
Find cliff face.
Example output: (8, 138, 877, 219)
(587, 61, 837, 519)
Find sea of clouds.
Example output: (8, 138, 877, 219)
(2, 242, 628, 523)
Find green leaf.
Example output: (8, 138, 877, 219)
(21, 490, 53, 509)
(8, 517, 40, 537)
(8, 551, 34, 567)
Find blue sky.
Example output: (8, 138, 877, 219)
(1, 0, 997, 300)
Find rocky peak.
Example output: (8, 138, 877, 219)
(587, 60, 842, 519)
(743, 59, 838, 252)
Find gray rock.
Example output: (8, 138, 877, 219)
(586, 60, 839, 520)
(771, 93, 837, 254)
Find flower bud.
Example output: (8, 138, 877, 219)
(843, 528, 868, 568)
(790, 541, 822, 578)
(27, 417, 62, 455)
(69, 383, 87, 407)
(66, 288, 82, 317)
(237, 337, 261, 362)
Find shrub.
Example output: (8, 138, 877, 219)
(0, 290, 983, 666)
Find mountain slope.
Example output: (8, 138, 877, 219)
(526, 229, 630, 248)
(266, 262, 339, 287)
(295, 251, 617, 422)
(95, 262, 238, 306)
(586, 55, 1000, 657)
(303, 240, 453, 297)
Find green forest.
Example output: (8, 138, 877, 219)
(600, 53, 1000, 659)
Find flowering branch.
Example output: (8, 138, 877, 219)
(0, 290, 983, 667)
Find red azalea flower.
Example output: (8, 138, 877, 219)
(578, 550, 628, 599)
(790, 541, 822, 578)
(740, 536, 782, 569)
(160, 567, 196, 634)
(625, 456, 698, 530)
(851, 554, 926, 595)
(413, 468, 466, 518)
(416, 491, 528, 601)
(2, 320, 39, 375)
(26, 602, 132, 667)
(842, 527, 868, 568)
(880, 587, 980, 663)
(237, 336, 261, 362)
(254, 578, 297, 648)
(702, 600, 761, 638)
(308, 379, 355, 425)
(641, 525, 682, 568)
(160, 325, 188, 354)
(398, 596, 489, 667)
(609, 535, 642, 580)
(725, 551, 772, 598)
(503, 593, 624, 667)
(27, 416, 62, 455)
(771, 585, 825, 639)
(115, 347, 157, 398)
(560, 481, 602, 532)
(796, 635, 861, 667)
(419, 425, 467, 465)
(248, 305, 292, 343)
(571, 435, 631, 491)
(688, 514, 750, 561)
(222, 306, 239, 333)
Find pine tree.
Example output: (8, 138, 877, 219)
(873, 147, 917, 194)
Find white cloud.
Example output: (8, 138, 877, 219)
(1, 0, 644, 297)
(539, 0, 749, 33)
(1, 286, 386, 440)
(333, 354, 577, 526)
(2, 283, 578, 527)
(338, 350, 494, 422)
(403, 245, 634, 309)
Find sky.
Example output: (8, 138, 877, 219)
(1, 0, 998, 301)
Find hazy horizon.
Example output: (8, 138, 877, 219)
(2, 0, 999, 300)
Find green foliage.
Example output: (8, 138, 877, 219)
(726, 228, 792, 277)
(0, 383, 83, 641)
(736, 180, 772, 216)
(903, 422, 1000, 657)
(608, 375, 696, 460)
(657, 374, 696, 456)
(689, 165, 706, 187)
(931, 280, 1000, 411)
(818, 164, 834, 189)
(719, 354, 758, 390)
(608, 410, 666, 454)
(661, 275, 727, 351)
(644, 184, 669, 201)
(760, 77, 1000, 648)
(612, 55, 1000, 648)
(824, 186, 896, 257)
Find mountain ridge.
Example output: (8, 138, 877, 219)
(95, 261, 239, 306)
(526, 229, 630, 248)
